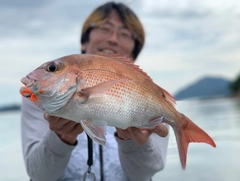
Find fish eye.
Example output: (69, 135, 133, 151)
(47, 62, 58, 72)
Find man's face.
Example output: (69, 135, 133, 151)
(82, 9, 135, 59)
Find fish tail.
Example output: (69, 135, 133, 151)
(173, 113, 216, 169)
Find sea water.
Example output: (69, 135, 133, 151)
(0, 111, 28, 181)
(0, 97, 239, 181)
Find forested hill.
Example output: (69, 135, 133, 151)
(174, 76, 231, 100)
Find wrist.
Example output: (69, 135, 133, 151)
(115, 131, 131, 140)
(44, 131, 76, 157)
(56, 132, 78, 145)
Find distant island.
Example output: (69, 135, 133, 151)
(0, 104, 21, 112)
(174, 76, 231, 100)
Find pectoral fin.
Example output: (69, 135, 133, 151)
(79, 79, 125, 99)
(80, 120, 107, 145)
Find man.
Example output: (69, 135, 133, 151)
(21, 2, 169, 181)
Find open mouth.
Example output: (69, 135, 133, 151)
(20, 86, 39, 102)
(20, 76, 39, 102)
(20, 87, 32, 98)
(101, 48, 117, 54)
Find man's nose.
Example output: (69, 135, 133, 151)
(107, 30, 119, 44)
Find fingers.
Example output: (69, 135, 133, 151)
(55, 121, 83, 135)
(43, 112, 83, 145)
(152, 123, 168, 137)
(56, 123, 84, 145)
(44, 112, 76, 132)
(44, 112, 59, 123)
(116, 127, 152, 145)
(116, 123, 169, 145)
(128, 127, 152, 145)
(116, 128, 132, 140)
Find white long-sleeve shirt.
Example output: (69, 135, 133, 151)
(21, 98, 169, 181)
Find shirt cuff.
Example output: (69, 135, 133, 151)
(44, 130, 77, 157)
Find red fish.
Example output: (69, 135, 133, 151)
(20, 53, 216, 169)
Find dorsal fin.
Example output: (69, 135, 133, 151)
(96, 52, 176, 106)
(160, 87, 176, 105)
(97, 52, 153, 81)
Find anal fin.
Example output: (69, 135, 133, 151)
(80, 120, 107, 145)
(139, 116, 164, 129)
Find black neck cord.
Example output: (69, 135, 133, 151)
(87, 135, 93, 168)
(99, 144, 104, 181)
(87, 135, 104, 181)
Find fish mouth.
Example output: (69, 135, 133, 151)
(20, 76, 41, 102)
(20, 86, 32, 98)
(20, 76, 36, 99)
(21, 76, 36, 87)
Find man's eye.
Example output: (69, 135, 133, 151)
(99, 27, 111, 32)
(120, 32, 132, 39)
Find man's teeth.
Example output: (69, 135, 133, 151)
(102, 49, 115, 54)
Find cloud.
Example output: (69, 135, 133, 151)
(139, 0, 240, 18)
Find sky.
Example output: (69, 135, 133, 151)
(0, 0, 240, 105)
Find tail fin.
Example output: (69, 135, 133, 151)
(172, 113, 216, 169)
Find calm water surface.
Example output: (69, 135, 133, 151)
(0, 97, 239, 181)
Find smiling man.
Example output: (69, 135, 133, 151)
(82, 10, 135, 57)
(21, 2, 169, 181)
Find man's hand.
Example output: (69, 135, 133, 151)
(44, 112, 83, 145)
(116, 123, 168, 145)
